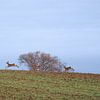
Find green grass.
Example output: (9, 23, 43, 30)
(0, 70, 100, 100)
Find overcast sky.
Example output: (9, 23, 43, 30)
(0, 0, 100, 73)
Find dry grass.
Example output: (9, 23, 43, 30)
(0, 70, 100, 100)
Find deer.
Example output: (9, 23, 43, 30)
(6, 61, 19, 68)
(64, 66, 74, 72)
(32, 63, 41, 71)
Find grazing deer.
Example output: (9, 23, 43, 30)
(64, 66, 74, 72)
(6, 61, 19, 68)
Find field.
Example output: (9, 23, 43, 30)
(0, 70, 100, 100)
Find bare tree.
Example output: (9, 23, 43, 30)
(19, 51, 63, 72)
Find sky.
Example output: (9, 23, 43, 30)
(0, 0, 100, 73)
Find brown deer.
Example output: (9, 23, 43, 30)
(6, 61, 19, 68)
(32, 64, 41, 71)
(64, 66, 74, 72)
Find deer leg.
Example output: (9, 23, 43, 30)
(16, 65, 19, 68)
(5, 66, 8, 70)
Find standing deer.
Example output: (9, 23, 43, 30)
(64, 66, 74, 72)
(6, 61, 19, 68)
(32, 63, 41, 71)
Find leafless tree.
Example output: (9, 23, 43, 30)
(18, 51, 63, 72)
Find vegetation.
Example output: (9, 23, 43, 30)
(19, 51, 63, 72)
(0, 70, 100, 100)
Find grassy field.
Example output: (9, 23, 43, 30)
(0, 70, 100, 100)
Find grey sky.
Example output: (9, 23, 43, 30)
(0, 0, 100, 73)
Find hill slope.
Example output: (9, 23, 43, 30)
(0, 70, 100, 100)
